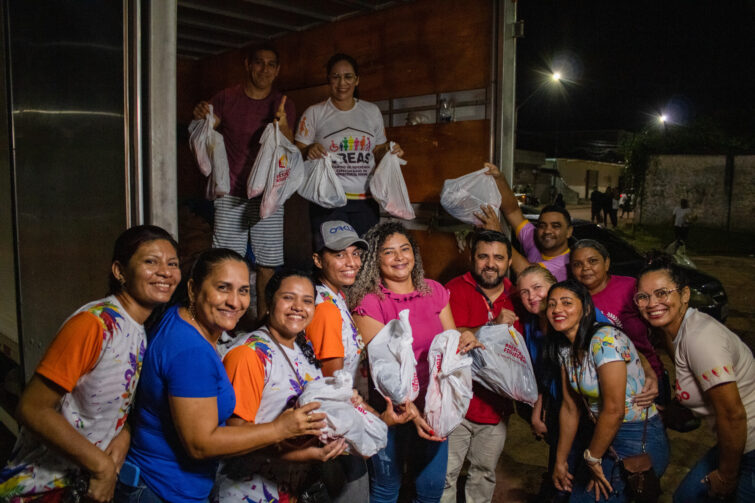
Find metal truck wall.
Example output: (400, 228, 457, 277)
(6, 1, 128, 379)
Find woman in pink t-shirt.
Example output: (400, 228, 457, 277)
(350, 221, 479, 503)
(570, 239, 664, 381)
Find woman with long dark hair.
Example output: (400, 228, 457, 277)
(118, 252, 325, 503)
(637, 259, 755, 501)
(549, 280, 669, 502)
(0, 225, 180, 502)
(213, 269, 348, 502)
(295, 53, 403, 236)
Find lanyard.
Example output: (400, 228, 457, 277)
(474, 284, 496, 323)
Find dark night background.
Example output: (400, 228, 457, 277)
(515, 0, 755, 138)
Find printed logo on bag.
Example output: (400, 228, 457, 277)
(434, 354, 443, 373)
(411, 374, 420, 393)
(501, 342, 527, 365)
(274, 154, 290, 183)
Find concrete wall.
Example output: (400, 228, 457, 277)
(640, 154, 755, 232)
(550, 158, 625, 199)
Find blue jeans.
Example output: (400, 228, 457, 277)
(674, 447, 755, 502)
(114, 480, 166, 503)
(569, 414, 670, 502)
(368, 423, 449, 503)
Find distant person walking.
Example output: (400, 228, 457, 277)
(601, 186, 613, 226)
(590, 187, 602, 224)
(554, 193, 566, 209)
(672, 198, 693, 244)
(609, 189, 619, 227)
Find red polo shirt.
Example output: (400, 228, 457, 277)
(446, 272, 522, 424)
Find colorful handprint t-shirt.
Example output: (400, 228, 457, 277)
(212, 328, 323, 503)
(560, 325, 657, 423)
(0, 296, 145, 500)
(296, 98, 387, 199)
(673, 308, 755, 452)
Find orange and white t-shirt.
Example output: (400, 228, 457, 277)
(213, 328, 322, 503)
(306, 284, 363, 380)
(674, 308, 755, 452)
(0, 296, 145, 497)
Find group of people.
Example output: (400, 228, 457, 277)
(590, 186, 626, 228)
(0, 42, 753, 503)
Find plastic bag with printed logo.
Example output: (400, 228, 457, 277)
(440, 167, 502, 225)
(424, 330, 474, 438)
(297, 370, 388, 457)
(368, 309, 420, 404)
(369, 142, 415, 220)
(188, 105, 230, 200)
(297, 153, 347, 208)
(247, 121, 303, 203)
(470, 324, 538, 405)
(251, 122, 304, 218)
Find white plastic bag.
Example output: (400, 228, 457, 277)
(470, 324, 538, 405)
(368, 309, 420, 404)
(297, 370, 388, 457)
(246, 122, 275, 198)
(188, 106, 230, 200)
(369, 142, 415, 220)
(297, 154, 347, 208)
(440, 167, 502, 225)
(251, 122, 305, 218)
(424, 330, 473, 438)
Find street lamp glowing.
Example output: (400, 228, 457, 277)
(552, 72, 562, 82)
(658, 114, 668, 123)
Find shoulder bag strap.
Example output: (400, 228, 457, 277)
(264, 327, 305, 388)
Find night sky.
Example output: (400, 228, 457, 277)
(515, 0, 755, 134)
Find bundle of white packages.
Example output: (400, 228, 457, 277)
(296, 370, 388, 457)
(369, 141, 415, 220)
(424, 330, 474, 438)
(367, 309, 419, 404)
(297, 154, 347, 208)
(440, 167, 502, 225)
(470, 324, 538, 405)
(188, 105, 230, 200)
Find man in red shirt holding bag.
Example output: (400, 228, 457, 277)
(441, 230, 522, 503)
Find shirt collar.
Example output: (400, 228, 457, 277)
(379, 282, 422, 301)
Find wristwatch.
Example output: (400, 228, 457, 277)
(583, 448, 602, 465)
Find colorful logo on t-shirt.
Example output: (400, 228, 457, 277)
(329, 135, 371, 153)
(298, 116, 309, 137)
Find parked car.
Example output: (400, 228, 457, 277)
(512, 214, 729, 322)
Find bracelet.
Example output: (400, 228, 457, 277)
(583, 448, 602, 465)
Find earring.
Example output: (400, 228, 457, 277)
(189, 301, 198, 321)
(118, 277, 126, 286)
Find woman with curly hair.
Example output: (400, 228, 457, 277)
(350, 221, 479, 503)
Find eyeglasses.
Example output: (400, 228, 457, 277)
(633, 287, 680, 307)
(329, 73, 357, 83)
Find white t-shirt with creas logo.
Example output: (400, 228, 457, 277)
(296, 98, 387, 198)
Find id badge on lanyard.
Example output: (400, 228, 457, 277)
(475, 285, 496, 325)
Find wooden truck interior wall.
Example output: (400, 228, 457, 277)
(176, 0, 493, 283)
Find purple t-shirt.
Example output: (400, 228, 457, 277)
(354, 280, 450, 396)
(211, 85, 296, 198)
(591, 275, 663, 379)
(516, 221, 570, 281)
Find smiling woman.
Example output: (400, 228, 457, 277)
(547, 279, 669, 503)
(0, 225, 180, 503)
(118, 252, 326, 503)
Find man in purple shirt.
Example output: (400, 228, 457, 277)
(475, 164, 573, 281)
(193, 43, 296, 318)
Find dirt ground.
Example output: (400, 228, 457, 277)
(488, 208, 755, 502)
